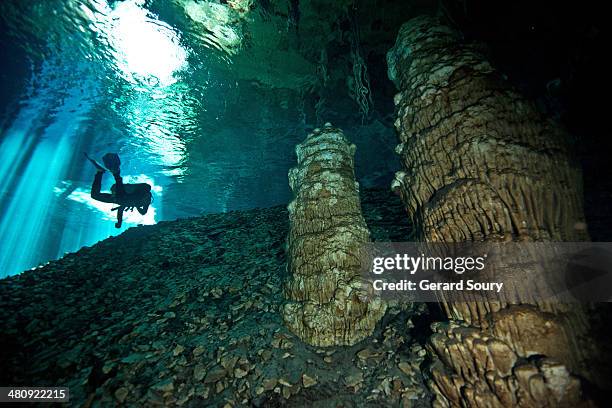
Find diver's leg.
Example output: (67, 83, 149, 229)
(115, 206, 124, 228)
(90, 171, 114, 203)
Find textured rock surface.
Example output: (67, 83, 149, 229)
(0, 189, 434, 407)
(387, 16, 588, 243)
(428, 321, 587, 408)
(283, 124, 387, 346)
(387, 16, 597, 407)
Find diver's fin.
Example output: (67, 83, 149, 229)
(84, 152, 106, 172)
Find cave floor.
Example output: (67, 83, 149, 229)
(0, 188, 433, 407)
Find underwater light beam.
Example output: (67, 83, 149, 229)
(0, 88, 85, 277)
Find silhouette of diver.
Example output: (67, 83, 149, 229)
(85, 152, 152, 228)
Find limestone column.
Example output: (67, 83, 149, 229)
(282, 123, 386, 347)
(387, 16, 595, 407)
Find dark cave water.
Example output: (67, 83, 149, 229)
(0, 0, 400, 277)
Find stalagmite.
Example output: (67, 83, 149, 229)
(387, 16, 595, 406)
(282, 123, 386, 346)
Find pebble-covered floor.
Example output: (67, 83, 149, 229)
(0, 188, 434, 407)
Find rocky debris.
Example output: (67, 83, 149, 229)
(152, 378, 174, 393)
(345, 370, 364, 389)
(301, 373, 317, 388)
(0, 188, 434, 406)
(173, 344, 185, 356)
(397, 362, 412, 376)
(114, 387, 129, 403)
(193, 364, 207, 382)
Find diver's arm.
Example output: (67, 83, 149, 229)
(91, 171, 114, 203)
(115, 206, 125, 228)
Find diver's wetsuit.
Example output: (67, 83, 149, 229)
(90, 171, 150, 228)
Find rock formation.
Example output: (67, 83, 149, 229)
(387, 16, 595, 407)
(282, 123, 386, 346)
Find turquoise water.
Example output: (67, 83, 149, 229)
(0, 0, 398, 276)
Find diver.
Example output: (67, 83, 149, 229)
(85, 152, 152, 228)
